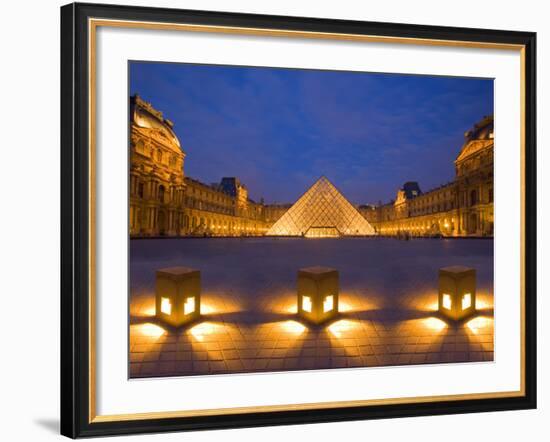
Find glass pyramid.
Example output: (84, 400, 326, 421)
(266, 176, 375, 237)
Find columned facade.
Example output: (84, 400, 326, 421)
(130, 95, 187, 237)
(454, 115, 494, 236)
(130, 96, 493, 239)
(181, 177, 269, 236)
(362, 115, 494, 238)
(130, 95, 276, 237)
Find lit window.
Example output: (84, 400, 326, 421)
(442, 294, 452, 310)
(462, 293, 472, 310)
(302, 296, 312, 313)
(161, 297, 171, 315)
(184, 297, 195, 315)
(323, 295, 334, 312)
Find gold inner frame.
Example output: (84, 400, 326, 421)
(88, 17, 527, 424)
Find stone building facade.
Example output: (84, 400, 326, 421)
(182, 177, 269, 236)
(130, 95, 493, 238)
(129, 95, 187, 236)
(454, 115, 494, 236)
(362, 115, 494, 237)
(130, 95, 273, 237)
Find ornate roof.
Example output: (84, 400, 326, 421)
(130, 94, 182, 151)
(455, 115, 494, 163)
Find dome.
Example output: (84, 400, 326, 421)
(130, 95, 182, 150)
(464, 115, 494, 142)
(456, 115, 494, 163)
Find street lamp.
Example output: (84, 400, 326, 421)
(297, 266, 339, 324)
(438, 266, 476, 320)
(156, 267, 201, 327)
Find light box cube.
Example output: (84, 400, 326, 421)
(156, 267, 201, 327)
(438, 265, 476, 320)
(297, 266, 339, 324)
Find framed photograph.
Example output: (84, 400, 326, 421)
(60, 2, 537, 438)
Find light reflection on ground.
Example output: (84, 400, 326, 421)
(131, 322, 166, 339)
(129, 237, 494, 377)
(466, 315, 494, 335)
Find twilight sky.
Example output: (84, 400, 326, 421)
(130, 62, 493, 205)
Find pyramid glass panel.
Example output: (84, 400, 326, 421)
(266, 177, 375, 237)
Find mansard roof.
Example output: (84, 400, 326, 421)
(456, 115, 494, 163)
(130, 94, 182, 151)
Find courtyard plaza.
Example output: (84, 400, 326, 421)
(129, 237, 494, 378)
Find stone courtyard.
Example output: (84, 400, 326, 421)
(129, 237, 494, 378)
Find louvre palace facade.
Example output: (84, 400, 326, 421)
(130, 95, 280, 237)
(360, 114, 494, 237)
(130, 94, 493, 238)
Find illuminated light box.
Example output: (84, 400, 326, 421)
(156, 267, 201, 327)
(438, 266, 476, 320)
(297, 266, 339, 324)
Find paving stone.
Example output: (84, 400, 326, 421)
(129, 239, 494, 377)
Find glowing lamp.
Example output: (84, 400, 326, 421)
(156, 267, 201, 327)
(438, 266, 476, 320)
(297, 266, 339, 324)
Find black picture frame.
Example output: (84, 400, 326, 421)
(60, 2, 537, 438)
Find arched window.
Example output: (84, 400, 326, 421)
(135, 139, 145, 154)
(158, 185, 165, 202)
(470, 189, 478, 206)
(156, 149, 162, 162)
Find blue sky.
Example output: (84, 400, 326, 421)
(130, 62, 493, 205)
